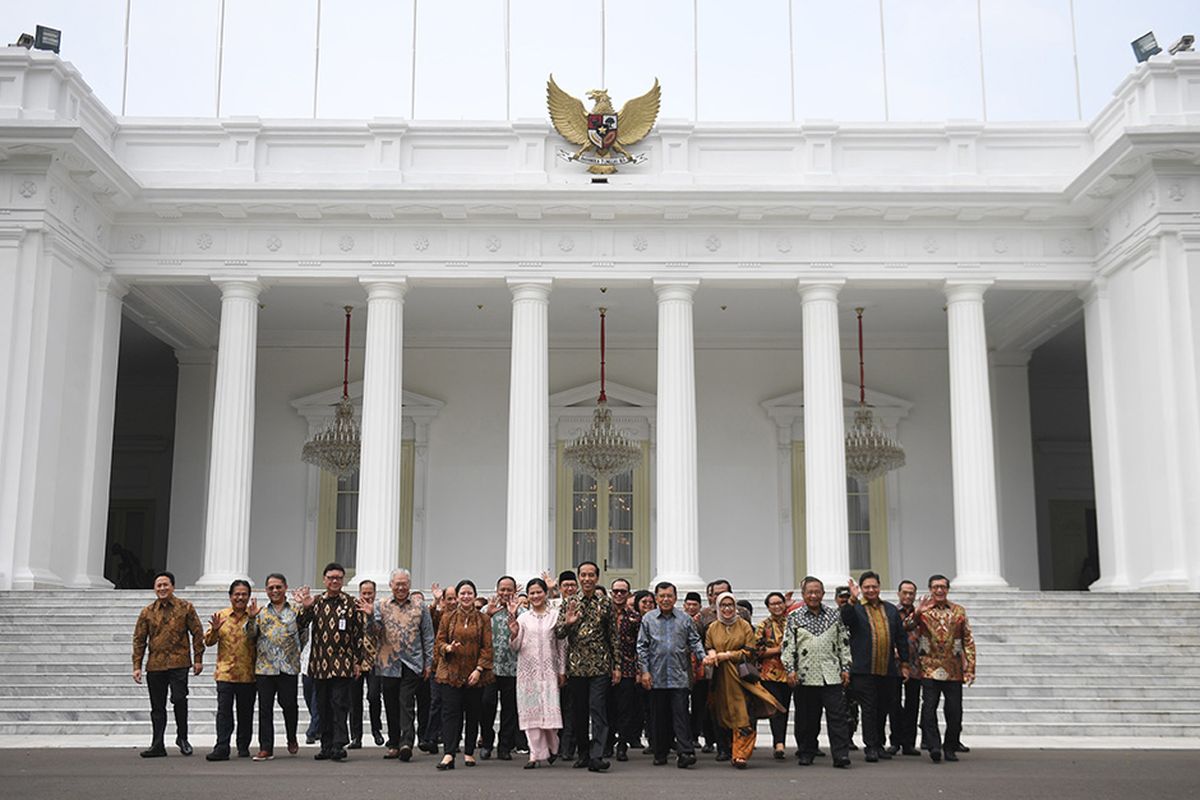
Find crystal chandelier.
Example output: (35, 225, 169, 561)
(844, 307, 906, 481)
(302, 305, 361, 477)
(562, 308, 643, 480)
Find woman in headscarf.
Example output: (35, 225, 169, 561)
(704, 591, 785, 768)
(756, 591, 792, 759)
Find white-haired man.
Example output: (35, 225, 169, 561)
(357, 568, 434, 761)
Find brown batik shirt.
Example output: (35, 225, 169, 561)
(132, 596, 205, 672)
(298, 592, 371, 679)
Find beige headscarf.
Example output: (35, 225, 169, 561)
(715, 591, 739, 627)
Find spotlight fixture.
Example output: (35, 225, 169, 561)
(1169, 34, 1195, 55)
(1131, 31, 1162, 63)
(11, 33, 33, 49)
(34, 25, 60, 53)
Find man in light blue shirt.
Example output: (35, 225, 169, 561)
(636, 581, 706, 768)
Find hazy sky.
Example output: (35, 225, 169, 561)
(3, 0, 1194, 123)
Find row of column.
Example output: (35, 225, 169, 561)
(194, 277, 1009, 590)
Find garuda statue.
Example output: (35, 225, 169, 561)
(547, 75, 661, 175)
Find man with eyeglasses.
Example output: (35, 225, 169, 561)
(914, 574, 975, 764)
(605, 578, 643, 761)
(296, 562, 371, 762)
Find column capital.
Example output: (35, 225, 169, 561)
(96, 274, 130, 299)
(212, 277, 264, 301)
(506, 276, 553, 301)
(1078, 277, 1108, 305)
(796, 279, 845, 303)
(360, 277, 409, 300)
(653, 277, 700, 301)
(943, 279, 994, 303)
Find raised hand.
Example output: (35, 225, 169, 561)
(209, 611, 225, 632)
(507, 597, 519, 618)
(430, 582, 443, 601)
(247, 597, 260, 617)
(848, 577, 860, 601)
(916, 594, 935, 615)
(541, 570, 557, 591)
(355, 596, 374, 616)
(563, 598, 581, 626)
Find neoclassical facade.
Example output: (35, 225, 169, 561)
(2, 49, 1200, 593)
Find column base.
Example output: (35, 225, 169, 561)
(65, 573, 115, 589)
(10, 566, 64, 590)
(949, 572, 1010, 589)
(1087, 575, 1132, 592)
(649, 571, 706, 594)
(1134, 570, 1190, 591)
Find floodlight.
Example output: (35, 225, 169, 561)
(1169, 34, 1195, 55)
(1132, 31, 1161, 63)
(33, 25, 60, 54)
(11, 33, 33, 49)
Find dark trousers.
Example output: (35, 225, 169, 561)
(380, 668, 421, 748)
(690, 679, 711, 746)
(146, 667, 189, 746)
(606, 676, 642, 750)
(427, 678, 443, 745)
(637, 684, 654, 748)
(256, 673, 299, 753)
(480, 675, 519, 753)
(557, 683, 575, 757)
(846, 688, 859, 739)
(920, 679, 963, 754)
(762, 680, 791, 747)
(569, 674, 610, 761)
(350, 670, 382, 742)
(890, 677, 920, 749)
(651, 688, 693, 759)
(416, 676, 433, 745)
(440, 684, 482, 756)
(315, 677, 353, 753)
(214, 681, 256, 755)
(849, 673, 894, 753)
(795, 683, 850, 761)
(302, 674, 320, 739)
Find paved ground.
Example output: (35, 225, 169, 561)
(1, 747, 1197, 800)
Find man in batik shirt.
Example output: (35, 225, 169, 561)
(480, 575, 523, 760)
(888, 579, 922, 756)
(247, 572, 306, 760)
(914, 574, 976, 763)
(606, 577, 643, 761)
(203, 579, 257, 761)
(782, 576, 852, 769)
(297, 562, 371, 762)
(132, 570, 204, 758)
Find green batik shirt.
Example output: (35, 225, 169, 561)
(781, 604, 852, 687)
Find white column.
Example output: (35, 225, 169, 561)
(1080, 279, 1131, 590)
(355, 279, 408, 589)
(195, 279, 262, 587)
(168, 349, 217, 586)
(799, 281, 850, 590)
(505, 278, 552, 583)
(69, 275, 128, 587)
(652, 279, 703, 590)
(944, 280, 1008, 588)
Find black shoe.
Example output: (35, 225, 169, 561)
(588, 758, 610, 772)
(418, 742, 439, 754)
(815, 749, 827, 757)
(833, 757, 851, 769)
(573, 756, 590, 769)
(681, 752, 697, 767)
(676, 754, 692, 768)
(701, 743, 714, 754)
(877, 748, 893, 760)
(715, 751, 731, 762)
(140, 745, 167, 758)
(616, 744, 628, 762)
(399, 746, 412, 762)
(436, 756, 455, 771)
(497, 750, 512, 761)
(548, 753, 558, 764)
(944, 751, 959, 762)
(524, 760, 538, 769)
(642, 746, 655, 755)
(176, 738, 193, 756)
(205, 750, 230, 762)
(774, 748, 786, 760)
(373, 732, 385, 746)
(331, 749, 348, 762)
(347, 739, 362, 750)
(886, 744, 900, 756)
(479, 747, 492, 761)
(848, 741, 859, 751)
(314, 750, 332, 761)
(929, 750, 942, 763)
(902, 746, 921, 756)
(955, 744, 970, 753)
(603, 748, 614, 759)
(653, 757, 668, 766)
(865, 749, 879, 763)
(306, 735, 317, 745)
(463, 756, 477, 767)
(797, 753, 814, 766)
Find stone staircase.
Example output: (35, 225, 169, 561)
(1, 590, 1198, 739)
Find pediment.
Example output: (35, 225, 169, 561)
(290, 382, 444, 422)
(550, 380, 656, 409)
(762, 383, 910, 432)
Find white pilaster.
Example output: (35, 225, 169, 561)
(505, 278, 552, 583)
(652, 279, 703, 590)
(944, 280, 1008, 588)
(798, 281, 849, 590)
(355, 279, 409, 589)
(195, 279, 262, 587)
(1079, 279, 1131, 590)
(68, 275, 128, 588)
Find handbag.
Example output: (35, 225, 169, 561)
(736, 660, 761, 683)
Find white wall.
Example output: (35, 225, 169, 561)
(164, 338, 1042, 592)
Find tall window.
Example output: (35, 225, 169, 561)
(334, 472, 359, 569)
(847, 475, 872, 571)
(557, 442, 649, 588)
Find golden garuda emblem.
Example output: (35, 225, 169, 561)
(547, 75, 661, 174)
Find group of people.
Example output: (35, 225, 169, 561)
(131, 562, 976, 771)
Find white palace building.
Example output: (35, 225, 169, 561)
(3, 47, 1200, 598)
